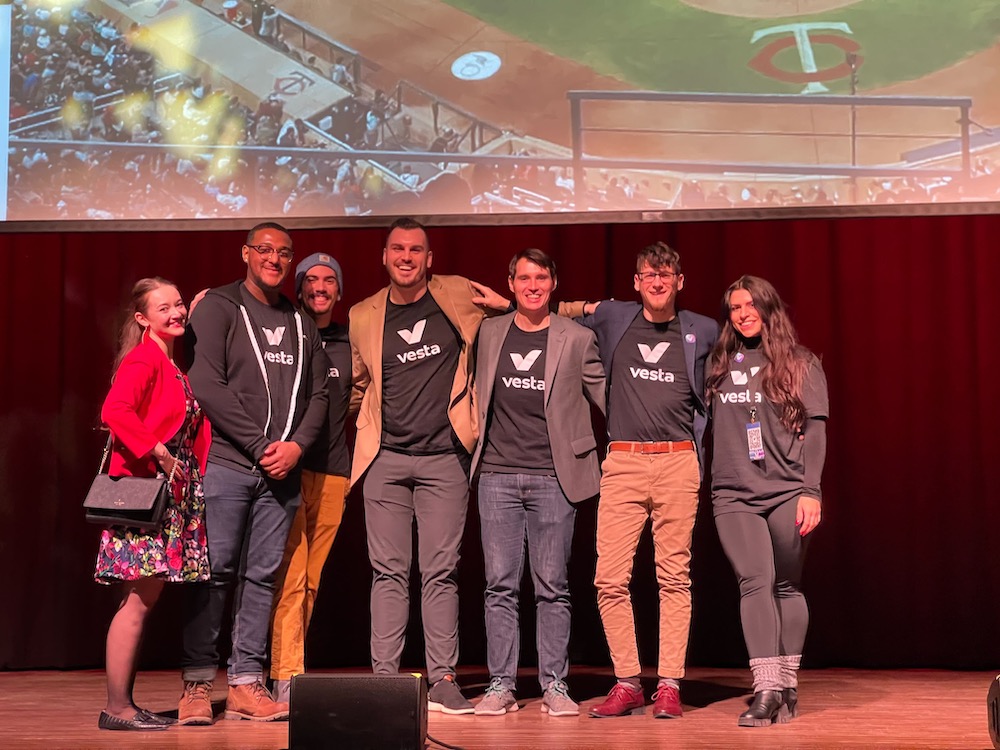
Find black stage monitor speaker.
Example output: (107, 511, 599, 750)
(989, 675, 1000, 749)
(289, 673, 428, 750)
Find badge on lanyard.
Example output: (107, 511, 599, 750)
(746, 407, 765, 461)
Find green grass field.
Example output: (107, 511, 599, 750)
(442, 0, 1000, 94)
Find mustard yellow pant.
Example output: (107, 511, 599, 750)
(270, 470, 348, 680)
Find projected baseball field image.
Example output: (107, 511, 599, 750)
(7, 0, 1000, 221)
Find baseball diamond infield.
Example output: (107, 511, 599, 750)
(274, 0, 1000, 169)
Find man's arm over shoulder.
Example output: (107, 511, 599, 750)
(574, 299, 634, 330)
(187, 293, 270, 461)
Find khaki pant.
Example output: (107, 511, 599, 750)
(270, 471, 348, 681)
(594, 450, 700, 679)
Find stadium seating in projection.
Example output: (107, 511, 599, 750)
(5, 0, 1000, 223)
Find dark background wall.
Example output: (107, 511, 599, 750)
(2, 213, 998, 673)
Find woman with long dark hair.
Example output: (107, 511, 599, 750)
(94, 278, 211, 731)
(705, 275, 828, 727)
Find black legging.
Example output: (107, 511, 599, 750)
(714, 498, 808, 659)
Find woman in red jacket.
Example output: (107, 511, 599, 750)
(94, 278, 211, 731)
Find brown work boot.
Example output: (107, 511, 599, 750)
(224, 681, 290, 721)
(178, 680, 214, 726)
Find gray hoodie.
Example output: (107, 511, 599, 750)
(187, 281, 329, 474)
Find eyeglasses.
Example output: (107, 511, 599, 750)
(247, 244, 294, 262)
(637, 271, 677, 283)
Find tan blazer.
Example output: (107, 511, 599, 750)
(348, 274, 584, 486)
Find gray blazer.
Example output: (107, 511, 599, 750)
(471, 313, 606, 502)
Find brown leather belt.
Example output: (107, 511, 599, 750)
(608, 440, 695, 455)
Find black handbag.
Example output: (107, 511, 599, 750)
(83, 435, 177, 530)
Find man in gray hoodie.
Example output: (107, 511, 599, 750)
(179, 222, 329, 724)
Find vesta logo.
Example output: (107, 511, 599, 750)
(729, 366, 761, 385)
(329, 367, 340, 378)
(637, 342, 669, 364)
(501, 375, 545, 391)
(510, 350, 542, 372)
(263, 326, 286, 346)
(396, 344, 442, 364)
(395, 319, 442, 363)
(629, 367, 674, 383)
(719, 389, 763, 404)
(264, 351, 294, 365)
(397, 320, 426, 345)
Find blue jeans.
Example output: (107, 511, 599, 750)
(181, 462, 300, 684)
(478, 472, 576, 691)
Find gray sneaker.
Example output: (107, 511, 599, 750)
(541, 679, 579, 716)
(428, 675, 474, 715)
(474, 678, 519, 716)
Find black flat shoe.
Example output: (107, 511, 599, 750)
(737, 689, 787, 727)
(98, 710, 170, 731)
(137, 708, 177, 725)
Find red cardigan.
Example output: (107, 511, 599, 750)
(101, 334, 211, 477)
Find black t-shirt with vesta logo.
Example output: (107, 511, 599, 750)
(381, 292, 461, 454)
(481, 324, 554, 474)
(711, 346, 829, 515)
(302, 322, 351, 477)
(238, 285, 298, 442)
(608, 314, 694, 442)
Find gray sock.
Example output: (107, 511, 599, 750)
(617, 676, 642, 691)
(656, 678, 680, 691)
(749, 656, 783, 693)
(779, 654, 801, 689)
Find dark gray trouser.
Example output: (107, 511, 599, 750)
(714, 498, 809, 660)
(363, 450, 470, 684)
(181, 462, 301, 684)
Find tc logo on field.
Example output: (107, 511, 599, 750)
(638, 342, 670, 364)
(397, 320, 426, 345)
(510, 350, 542, 372)
(263, 326, 286, 346)
(749, 23, 863, 94)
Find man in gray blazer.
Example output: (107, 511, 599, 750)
(470, 248, 605, 718)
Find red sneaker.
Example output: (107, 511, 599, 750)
(651, 685, 683, 719)
(589, 682, 645, 718)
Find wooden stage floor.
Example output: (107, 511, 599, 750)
(2, 666, 995, 749)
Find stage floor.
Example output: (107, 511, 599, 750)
(2, 666, 994, 748)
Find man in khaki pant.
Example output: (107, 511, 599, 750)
(579, 242, 718, 719)
(269, 253, 353, 703)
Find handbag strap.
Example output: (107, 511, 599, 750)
(99, 432, 182, 484)
(97, 433, 112, 475)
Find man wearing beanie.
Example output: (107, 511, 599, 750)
(269, 252, 352, 703)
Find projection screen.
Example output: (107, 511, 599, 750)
(6, 0, 1000, 225)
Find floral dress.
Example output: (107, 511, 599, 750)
(94, 375, 210, 583)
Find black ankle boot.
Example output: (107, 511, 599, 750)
(780, 687, 798, 722)
(737, 689, 786, 727)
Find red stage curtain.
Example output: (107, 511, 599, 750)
(1, 214, 998, 671)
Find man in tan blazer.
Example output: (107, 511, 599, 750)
(348, 217, 509, 714)
(349, 219, 589, 714)
(469, 249, 605, 718)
